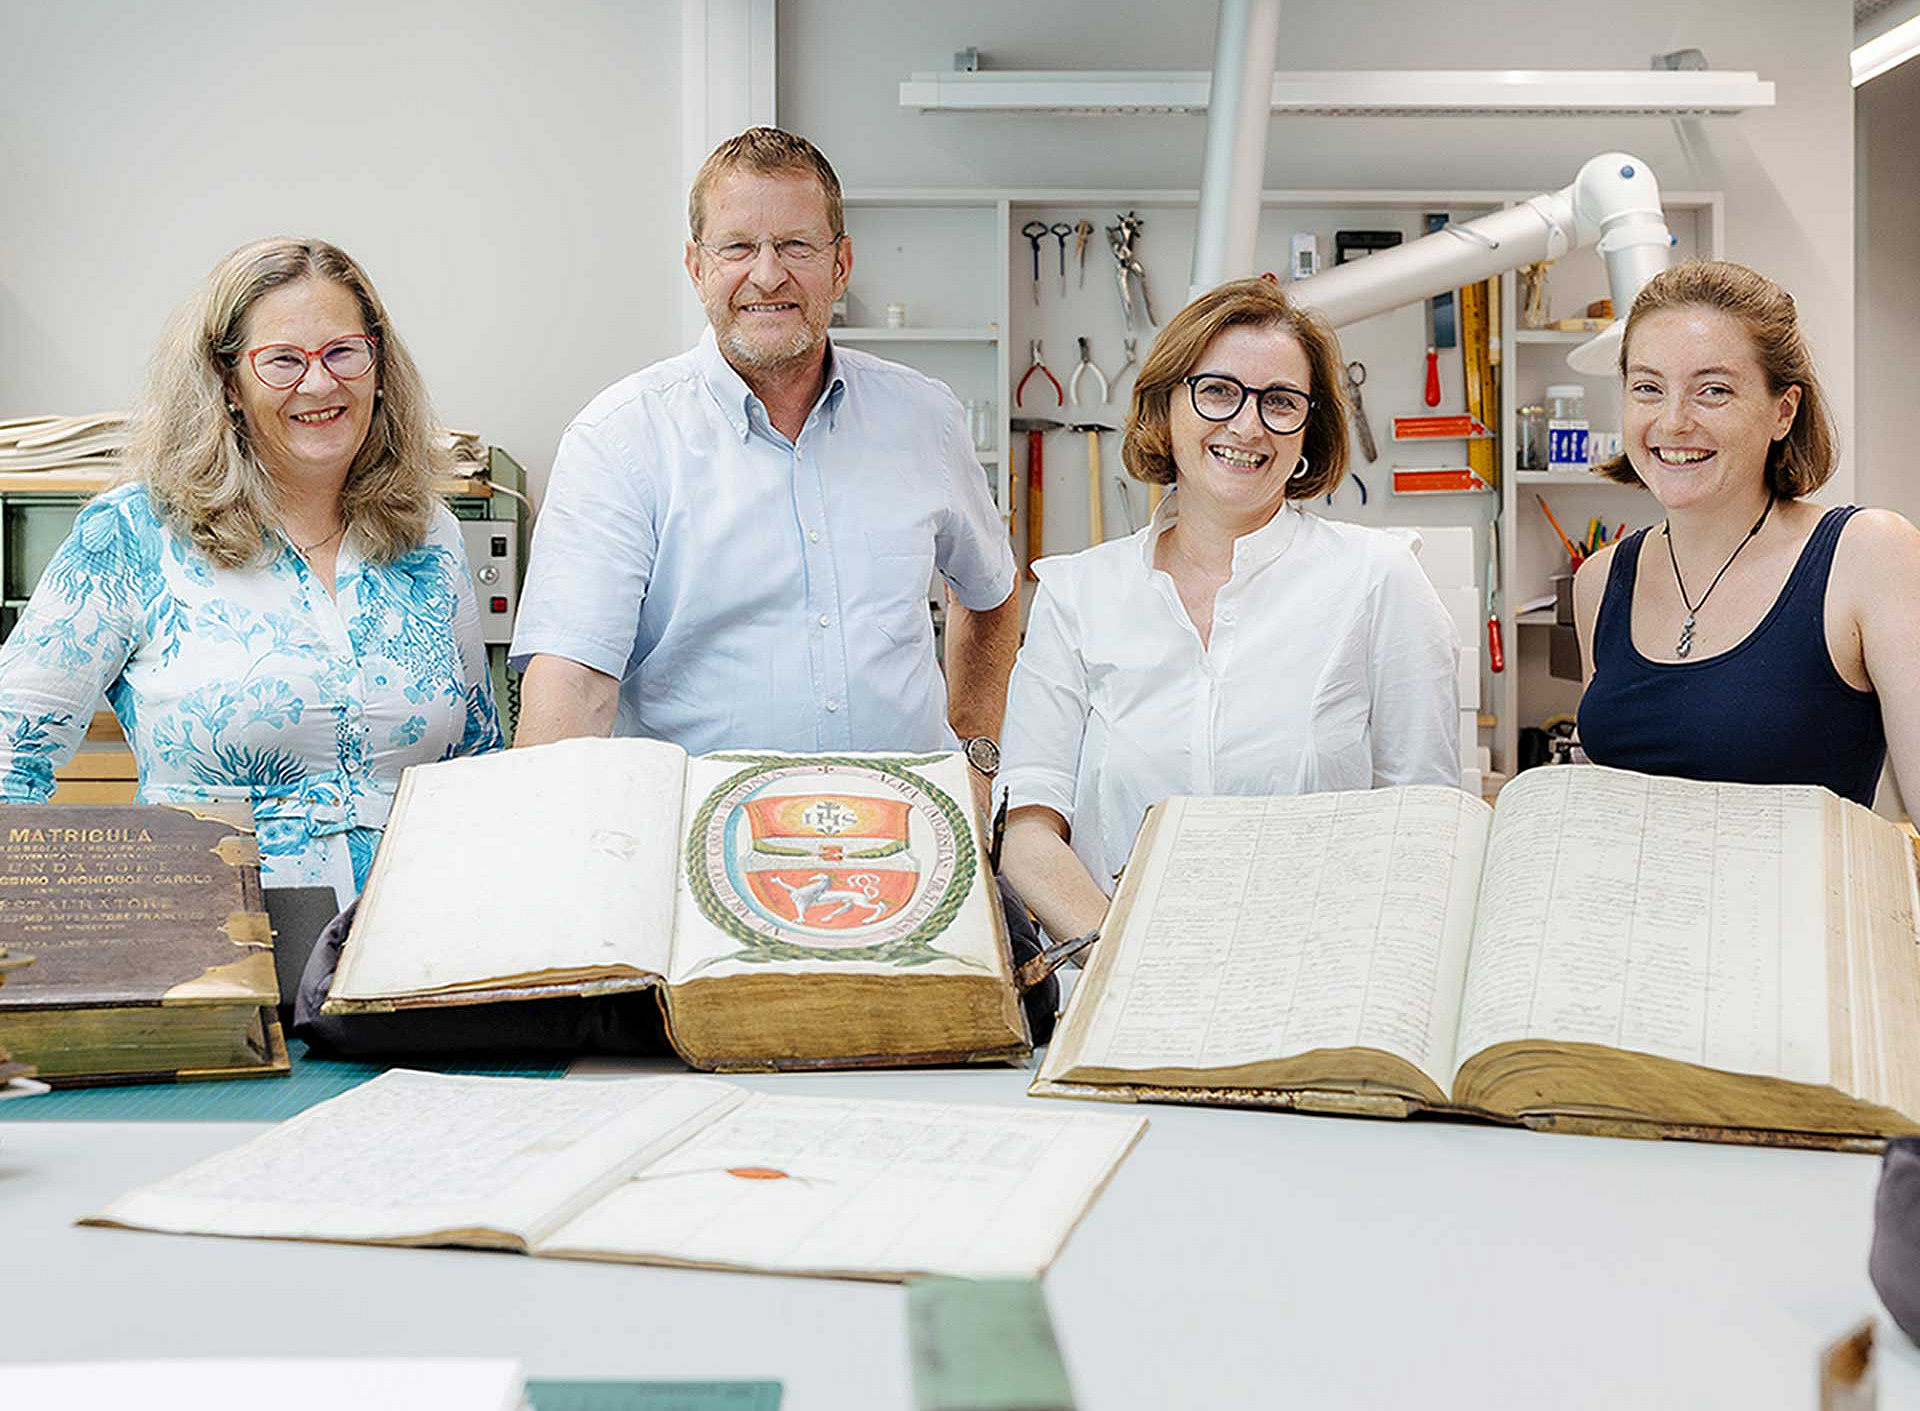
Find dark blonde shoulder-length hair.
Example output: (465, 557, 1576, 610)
(131, 237, 442, 568)
(1595, 259, 1837, 498)
(1121, 276, 1350, 501)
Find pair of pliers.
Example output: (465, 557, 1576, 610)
(1068, 338, 1109, 406)
(1111, 337, 1139, 390)
(1016, 339, 1064, 407)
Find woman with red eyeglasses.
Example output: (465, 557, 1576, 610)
(0, 237, 502, 907)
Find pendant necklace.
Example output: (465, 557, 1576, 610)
(293, 523, 343, 558)
(1663, 492, 1774, 658)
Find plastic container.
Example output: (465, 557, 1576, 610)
(1517, 405, 1547, 470)
(1546, 383, 1589, 467)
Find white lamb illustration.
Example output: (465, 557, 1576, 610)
(769, 872, 887, 924)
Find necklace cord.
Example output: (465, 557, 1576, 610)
(1662, 492, 1775, 655)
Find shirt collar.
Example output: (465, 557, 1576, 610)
(1139, 490, 1304, 574)
(696, 326, 847, 443)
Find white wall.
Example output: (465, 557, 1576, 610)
(0, 0, 685, 501)
(780, 0, 1858, 499)
(1857, 52, 1920, 523)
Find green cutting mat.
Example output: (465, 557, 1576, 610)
(526, 1381, 780, 1411)
(0, 1040, 565, 1122)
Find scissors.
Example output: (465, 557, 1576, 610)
(1344, 360, 1378, 463)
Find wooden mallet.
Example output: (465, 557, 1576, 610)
(1069, 422, 1117, 545)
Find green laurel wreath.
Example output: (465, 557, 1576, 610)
(685, 755, 981, 968)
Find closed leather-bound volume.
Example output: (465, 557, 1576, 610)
(0, 802, 285, 1085)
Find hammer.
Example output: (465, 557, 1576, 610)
(1010, 417, 1062, 578)
(1070, 422, 1116, 545)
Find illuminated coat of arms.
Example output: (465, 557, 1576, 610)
(686, 756, 977, 966)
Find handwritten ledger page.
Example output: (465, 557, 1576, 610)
(1057, 788, 1489, 1085)
(1451, 768, 1832, 1088)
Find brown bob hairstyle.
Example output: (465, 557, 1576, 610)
(1121, 276, 1350, 501)
(1595, 260, 1837, 498)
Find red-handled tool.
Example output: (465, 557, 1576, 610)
(1487, 523, 1505, 674)
(1424, 347, 1441, 407)
(1011, 417, 1062, 579)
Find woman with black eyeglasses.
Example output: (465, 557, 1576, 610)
(998, 278, 1460, 950)
(0, 238, 501, 907)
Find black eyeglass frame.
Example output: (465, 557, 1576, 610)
(1181, 373, 1317, 436)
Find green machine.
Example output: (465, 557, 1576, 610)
(0, 445, 531, 744)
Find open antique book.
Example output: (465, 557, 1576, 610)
(1034, 765, 1920, 1150)
(86, 1069, 1145, 1282)
(328, 740, 1027, 1070)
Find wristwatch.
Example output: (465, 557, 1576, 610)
(959, 736, 1000, 778)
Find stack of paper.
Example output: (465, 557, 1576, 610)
(0, 415, 131, 473)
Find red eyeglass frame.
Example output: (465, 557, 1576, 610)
(245, 333, 380, 389)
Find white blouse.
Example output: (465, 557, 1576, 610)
(999, 496, 1461, 894)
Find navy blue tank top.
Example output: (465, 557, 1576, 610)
(1577, 505, 1886, 805)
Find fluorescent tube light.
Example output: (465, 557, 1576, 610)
(1853, 16, 1920, 86)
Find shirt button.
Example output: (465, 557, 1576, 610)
(344, 758, 361, 774)
(808, 530, 821, 543)
(825, 699, 840, 712)
(818, 614, 831, 627)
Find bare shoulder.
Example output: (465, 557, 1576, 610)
(1572, 540, 1621, 610)
(1833, 507, 1920, 611)
(1836, 506, 1920, 564)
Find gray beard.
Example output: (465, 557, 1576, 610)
(716, 319, 821, 371)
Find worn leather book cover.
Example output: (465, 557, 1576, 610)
(0, 803, 285, 1084)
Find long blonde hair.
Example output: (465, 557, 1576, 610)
(131, 237, 441, 567)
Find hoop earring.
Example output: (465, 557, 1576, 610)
(1288, 455, 1311, 481)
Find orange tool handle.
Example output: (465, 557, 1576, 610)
(1488, 614, 1505, 673)
(1424, 348, 1441, 407)
(1026, 431, 1045, 579)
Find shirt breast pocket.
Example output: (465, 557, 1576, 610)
(862, 530, 937, 648)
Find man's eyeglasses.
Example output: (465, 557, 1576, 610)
(246, 334, 379, 391)
(695, 234, 845, 267)
(1183, 374, 1315, 436)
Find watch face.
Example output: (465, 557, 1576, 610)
(963, 737, 1000, 775)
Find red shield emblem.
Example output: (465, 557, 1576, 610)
(739, 793, 920, 932)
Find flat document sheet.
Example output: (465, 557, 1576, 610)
(0, 1360, 525, 1411)
(88, 1071, 1144, 1281)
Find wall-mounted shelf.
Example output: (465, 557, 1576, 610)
(900, 70, 1775, 117)
(1514, 329, 1606, 344)
(1515, 470, 1643, 486)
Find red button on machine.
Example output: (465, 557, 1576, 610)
(490, 596, 508, 613)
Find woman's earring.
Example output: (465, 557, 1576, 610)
(1289, 455, 1311, 481)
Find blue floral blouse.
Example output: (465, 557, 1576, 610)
(0, 483, 503, 906)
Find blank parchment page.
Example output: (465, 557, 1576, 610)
(538, 1094, 1144, 1279)
(1452, 766, 1831, 1087)
(1068, 788, 1490, 1084)
(335, 738, 689, 998)
(88, 1071, 743, 1246)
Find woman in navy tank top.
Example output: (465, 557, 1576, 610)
(1573, 261, 1920, 809)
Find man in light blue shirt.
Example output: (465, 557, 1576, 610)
(511, 129, 1020, 809)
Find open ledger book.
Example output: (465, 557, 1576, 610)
(86, 1070, 1145, 1281)
(1034, 765, 1920, 1149)
(328, 740, 1027, 1070)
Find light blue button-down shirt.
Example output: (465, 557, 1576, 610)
(511, 329, 1016, 755)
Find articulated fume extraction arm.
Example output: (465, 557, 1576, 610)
(1287, 152, 1675, 373)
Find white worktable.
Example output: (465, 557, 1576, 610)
(2, 1056, 1913, 1409)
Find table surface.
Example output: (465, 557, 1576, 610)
(3, 1054, 1916, 1410)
